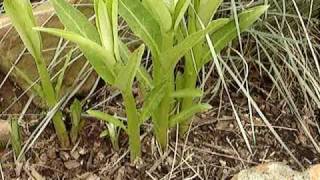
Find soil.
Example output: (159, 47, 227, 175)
(0, 68, 319, 179)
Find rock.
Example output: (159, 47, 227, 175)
(0, 0, 96, 108)
(232, 162, 320, 180)
(64, 160, 80, 170)
(0, 120, 10, 149)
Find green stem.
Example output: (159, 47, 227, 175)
(36, 56, 70, 148)
(180, 72, 197, 134)
(122, 91, 141, 162)
(52, 111, 70, 148)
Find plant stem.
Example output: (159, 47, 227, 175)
(122, 90, 141, 162)
(180, 72, 197, 134)
(52, 111, 70, 148)
(36, 56, 70, 148)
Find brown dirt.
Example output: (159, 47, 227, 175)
(0, 74, 319, 179)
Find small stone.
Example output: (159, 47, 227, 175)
(47, 148, 57, 159)
(71, 150, 80, 160)
(79, 147, 88, 155)
(59, 151, 70, 161)
(219, 159, 227, 166)
(64, 160, 80, 170)
(39, 153, 48, 162)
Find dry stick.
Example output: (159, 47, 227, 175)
(291, 0, 320, 77)
(0, 162, 3, 180)
(226, 137, 246, 168)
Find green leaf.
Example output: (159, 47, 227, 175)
(140, 81, 167, 122)
(119, 0, 162, 55)
(163, 0, 177, 12)
(94, 0, 114, 56)
(173, 0, 191, 30)
(70, 99, 82, 144)
(119, 41, 153, 89)
(163, 18, 229, 68)
(106, 123, 119, 150)
(87, 110, 127, 131)
(142, 0, 172, 32)
(10, 118, 22, 158)
(49, 0, 100, 44)
(4, 0, 41, 59)
(100, 130, 110, 138)
(4, 0, 57, 107)
(198, 0, 223, 26)
(171, 88, 203, 98)
(115, 44, 145, 92)
(212, 5, 269, 53)
(175, 71, 184, 91)
(111, 0, 121, 61)
(169, 103, 212, 127)
(35, 27, 116, 84)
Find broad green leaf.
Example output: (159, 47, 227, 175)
(140, 82, 167, 122)
(169, 103, 212, 127)
(212, 5, 268, 53)
(4, 0, 57, 106)
(173, 0, 191, 30)
(119, 41, 153, 89)
(163, 18, 229, 68)
(87, 110, 127, 131)
(70, 99, 82, 144)
(201, 5, 269, 66)
(198, 0, 223, 26)
(171, 88, 203, 98)
(49, 0, 100, 44)
(115, 44, 145, 92)
(119, 0, 162, 55)
(4, 0, 41, 59)
(94, 0, 114, 56)
(35, 27, 116, 84)
(142, 0, 172, 32)
(111, 0, 121, 61)
(163, 0, 177, 12)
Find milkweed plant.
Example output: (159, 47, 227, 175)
(4, 0, 268, 162)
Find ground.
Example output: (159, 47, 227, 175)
(1, 69, 319, 179)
